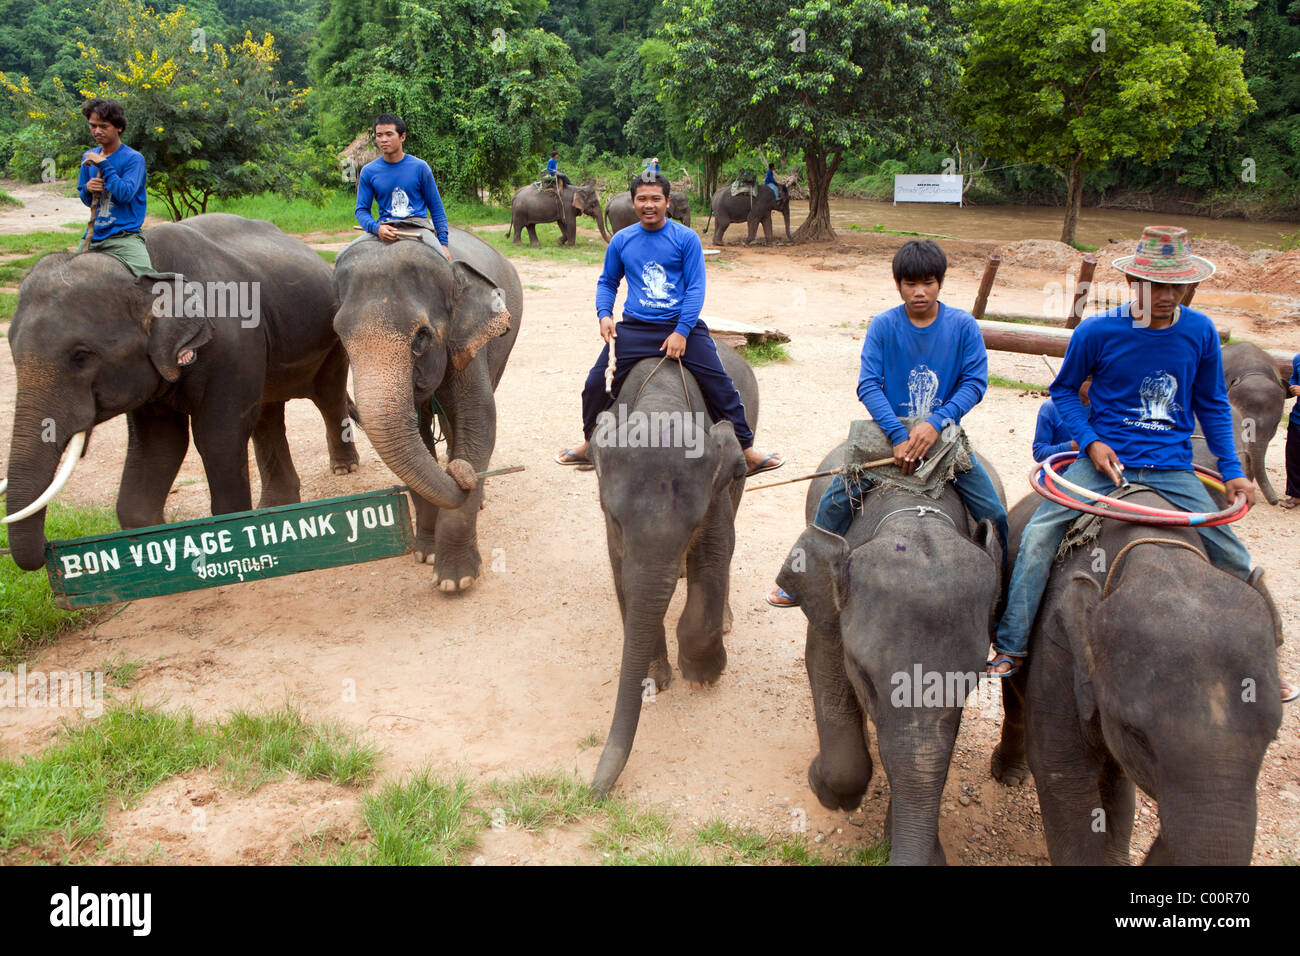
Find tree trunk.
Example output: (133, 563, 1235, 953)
(1059, 157, 1085, 246)
(793, 147, 840, 242)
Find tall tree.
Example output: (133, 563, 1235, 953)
(662, 0, 959, 240)
(955, 0, 1254, 244)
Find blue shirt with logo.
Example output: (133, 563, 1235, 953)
(595, 219, 705, 338)
(1051, 304, 1244, 481)
(856, 302, 989, 446)
(1290, 355, 1300, 427)
(77, 143, 148, 241)
(355, 154, 449, 245)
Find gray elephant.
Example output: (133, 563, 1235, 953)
(775, 445, 1004, 865)
(3, 213, 357, 571)
(704, 182, 792, 245)
(604, 192, 691, 234)
(332, 226, 521, 592)
(588, 346, 755, 798)
(992, 490, 1283, 864)
(508, 182, 608, 246)
(1222, 341, 1288, 505)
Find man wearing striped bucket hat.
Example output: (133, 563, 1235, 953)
(989, 225, 1296, 702)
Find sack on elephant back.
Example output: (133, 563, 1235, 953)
(1055, 482, 1158, 560)
(844, 416, 973, 500)
(729, 173, 758, 198)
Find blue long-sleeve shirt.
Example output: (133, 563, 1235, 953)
(546, 157, 558, 174)
(856, 302, 989, 446)
(355, 154, 449, 245)
(77, 144, 147, 241)
(1032, 399, 1081, 461)
(1050, 303, 1244, 481)
(1290, 355, 1300, 426)
(595, 219, 705, 338)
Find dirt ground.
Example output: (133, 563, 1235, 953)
(1, 195, 1299, 865)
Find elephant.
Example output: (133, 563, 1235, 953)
(774, 445, 1004, 865)
(1192, 407, 1246, 510)
(991, 489, 1283, 865)
(604, 192, 691, 234)
(3, 213, 357, 571)
(1222, 341, 1288, 505)
(332, 225, 521, 592)
(588, 345, 755, 798)
(508, 182, 608, 246)
(704, 182, 792, 245)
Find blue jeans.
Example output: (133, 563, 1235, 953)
(993, 460, 1253, 658)
(813, 457, 1009, 562)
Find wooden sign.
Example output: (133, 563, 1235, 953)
(45, 487, 414, 609)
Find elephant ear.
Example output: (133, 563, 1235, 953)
(709, 421, 746, 498)
(1061, 572, 1102, 723)
(776, 524, 850, 637)
(446, 260, 510, 371)
(139, 273, 214, 383)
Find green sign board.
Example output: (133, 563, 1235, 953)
(45, 487, 414, 609)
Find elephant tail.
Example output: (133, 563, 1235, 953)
(703, 205, 713, 237)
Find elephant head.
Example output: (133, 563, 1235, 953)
(668, 195, 692, 228)
(1057, 559, 1281, 864)
(570, 185, 609, 242)
(332, 236, 510, 509)
(1222, 351, 1287, 505)
(4, 254, 211, 570)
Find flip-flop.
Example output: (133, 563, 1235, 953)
(1281, 678, 1299, 703)
(766, 586, 799, 608)
(554, 448, 591, 466)
(983, 654, 1022, 679)
(747, 453, 785, 477)
(1282, 497, 1300, 510)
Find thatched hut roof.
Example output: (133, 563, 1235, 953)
(340, 133, 379, 172)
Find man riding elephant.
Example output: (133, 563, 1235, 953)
(989, 225, 1296, 702)
(354, 113, 452, 263)
(76, 98, 154, 275)
(554, 171, 782, 476)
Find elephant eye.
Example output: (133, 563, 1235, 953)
(411, 326, 434, 356)
(70, 346, 94, 368)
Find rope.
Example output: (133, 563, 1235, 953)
(630, 354, 693, 415)
(868, 504, 958, 540)
(1102, 537, 1206, 598)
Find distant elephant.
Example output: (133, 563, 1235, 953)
(704, 182, 792, 245)
(1192, 407, 1246, 510)
(588, 346, 755, 798)
(332, 226, 521, 592)
(509, 182, 608, 246)
(3, 213, 357, 571)
(604, 192, 692, 234)
(992, 490, 1283, 864)
(1222, 341, 1288, 505)
(776, 445, 1004, 865)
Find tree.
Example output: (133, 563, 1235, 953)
(2, 0, 317, 218)
(661, 0, 960, 241)
(954, 0, 1254, 244)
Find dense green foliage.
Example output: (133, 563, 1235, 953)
(0, 0, 1296, 225)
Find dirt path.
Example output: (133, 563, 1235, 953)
(1, 221, 1297, 865)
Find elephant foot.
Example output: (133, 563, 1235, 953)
(647, 655, 672, 693)
(257, 486, 300, 509)
(990, 744, 1031, 787)
(807, 755, 867, 812)
(433, 549, 482, 593)
(413, 532, 436, 565)
(438, 574, 479, 592)
(331, 461, 360, 476)
(414, 550, 435, 565)
(722, 602, 733, 635)
(678, 644, 726, 687)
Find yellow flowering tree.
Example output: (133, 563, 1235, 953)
(3, 0, 320, 219)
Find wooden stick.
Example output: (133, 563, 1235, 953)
(80, 195, 100, 254)
(747, 458, 895, 491)
(1067, 254, 1097, 329)
(971, 253, 1001, 320)
(476, 465, 525, 479)
(605, 335, 616, 397)
(1041, 354, 1060, 377)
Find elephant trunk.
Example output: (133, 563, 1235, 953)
(1153, 779, 1257, 865)
(1246, 438, 1279, 505)
(4, 403, 73, 571)
(877, 714, 961, 865)
(346, 331, 472, 510)
(595, 204, 610, 243)
(781, 203, 792, 241)
(591, 558, 679, 798)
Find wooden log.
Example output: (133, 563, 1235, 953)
(1067, 254, 1098, 329)
(983, 312, 1229, 343)
(1267, 348, 1295, 380)
(701, 314, 791, 346)
(970, 253, 1001, 320)
(978, 319, 1075, 358)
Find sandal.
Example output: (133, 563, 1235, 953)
(554, 447, 591, 466)
(983, 654, 1022, 678)
(747, 453, 785, 477)
(1282, 497, 1299, 510)
(1282, 678, 1299, 704)
(766, 585, 799, 608)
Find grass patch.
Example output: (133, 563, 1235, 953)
(0, 189, 21, 208)
(0, 500, 121, 666)
(696, 819, 822, 865)
(473, 224, 607, 264)
(484, 769, 604, 832)
(1069, 240, 1100, 253)
(352, 770, 479, 866)
(838, 839, 891, 865)
(738, 340, 791, 366)
(0, 292, 16, 320)
(198, 190, 512, 237)
(0, 230, 83, 286)
(577, 731, 602, 750)
(315, 249, 338, 263)
(989, 375, 1048, 393)
(0, 702, 380, 858)
(98, 654, 146, 688)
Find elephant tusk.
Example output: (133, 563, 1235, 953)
(0, 477, 6, 495)
(3, 431, 86, 524)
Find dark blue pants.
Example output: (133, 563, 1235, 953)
(581, 317, 755, 448)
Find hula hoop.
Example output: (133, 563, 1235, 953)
(1030, 452, 1248, 526)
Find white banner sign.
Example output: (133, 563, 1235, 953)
(893, 174, 963, 206)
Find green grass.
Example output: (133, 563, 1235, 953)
(315, 249, 338, 263)
(197, 189, 512, 237)
(473, 223, 608, 264)
(0, 501, 121, 666)
(484, 769, 604, 832)
(739, 340, 792, 366)
(1069, 240, 1100, 253)
(577, 731, 602, 750)
(989, 375, 1049, 392)
(0, 230, 84, 285)
(0, 189, 20, 208)
(0, 292, 16, 320)
(351, 770, 479, 866)
(98, 654, 145, 688)
(695, 819, 823, 865)
(0, 702, 380, 859)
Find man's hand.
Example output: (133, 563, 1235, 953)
(1289, 384, 1300, 398)
(82, 151, 105, 166)
(441, 244, 453, 263)
(1085, 440, 1124, 486)
(376, 223, 399, 242)
(1069, 440, 1079, 451)
(599, 315, 617, 343)
(1224, 476, 1257, 510)
(85, 176, 105, 195)
(893, 422, 939, 477)
(660, 331, 687, 359)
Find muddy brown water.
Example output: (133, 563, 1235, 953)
(820, 197, 1299, 250)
